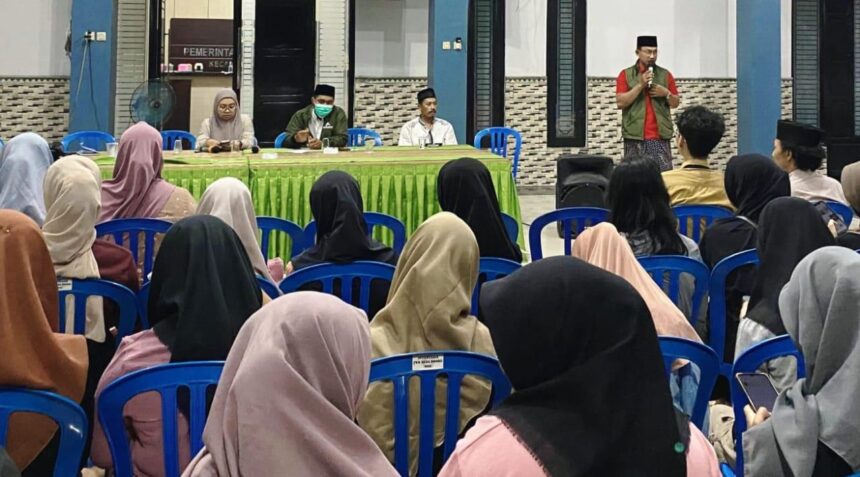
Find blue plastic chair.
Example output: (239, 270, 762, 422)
(62, 131, 116, 153)
(257, 275, 281, 299)
(57, 278, 140, 344)
(709, 249, 760, 377)
(638, 255, 710, 326)
(304, 212, 408, 254)
(658, 337, 720, 428)
(471, 258, 521, 316)
(274, 132, 287, 148)
(96, 218, 173, 283)
(731, 335, 805, 477)
(825, 200, 854, 226)
(279, 261, 396, 315)
(721, 463, 736, 476)
(136, 282, 151, 328)
(347, 127, 383, 147)
(256, 216, 308, 262)
(501, 213, 519, 243)
(97, 362, 223, 477)
(473, 127, 523, 179)
(0, 388, 88, 477)
(369, 351, 513, 477)
(528, 207, 609, 260)
(160, 130, 197, 151)
(672, 205, 734, 243)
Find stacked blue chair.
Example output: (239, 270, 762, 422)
(97, 362, 224, 477)
(347, 128, 383, 147)
(136, 282, 151, 327)
(274, 132, 287, 148)
(638, 255, 710, 325)
(0, 388, 89, 477)
(825, 200, 854, 226)
(528, 207, 609, 260)
(160, 130, 196, 151)
(730, 335, 805, 477)
(369, 351, 512, 476)
(62, 131, 116, 153)
(279, 261, 396, 316)
(500, 213, 519, 243)
(304, 212, 408, 253)
(256, 216, 307, 262)
(672, 205, 733, 243)
(473, 127, 523, 179)
(96, 218, 173, 283)
(57, 278, 140, 344)
(471, 258, 521, 316)
(658, 337, 720, 428)
(709, 249, 760, 377)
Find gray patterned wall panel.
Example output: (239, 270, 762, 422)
(0, 77, 69, 143)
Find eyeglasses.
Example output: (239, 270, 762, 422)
(218, 104, 237, 112)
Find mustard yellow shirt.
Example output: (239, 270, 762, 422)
(662, 159, 733, 210)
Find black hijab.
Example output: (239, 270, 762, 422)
(148, 215, 263, 363)
(291, 171, 397, 270)
(747, 197, 835, 335)
(437, 158, 522, 262)
(480, 256, 686, 476)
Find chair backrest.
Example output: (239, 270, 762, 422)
(274, 132, 287, 148)
(160, 130, 197, 151)
(256, 275, 281, 299)
(672, 205, 734, 243)
(825, 200, 854, 226)
(500, 213, 519, 243)
(528, 207, 609, 260)
(731, 335, 805, 477)
(473, 127, 523, 179)
(658, 337, 720, 428)
(62, 131, 116, 153)
(279, 261, 396, 315)
(347, 127, 383, 147)
(638, 255, 710, 326)
(97, 361, 224, 477)
(57, 278, 140, 344)
(471, 258, 521, 316)
(304, 212, 408, 253)
(255, 216, 307, 262)
(95, 218, 173, 282)
(369, 351, 512, 477)
(708, 249, 760, 377)
(0, 388, 88, 477)
(136, 282, 151, 329)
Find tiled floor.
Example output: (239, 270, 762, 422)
(517, 194, 566, 261)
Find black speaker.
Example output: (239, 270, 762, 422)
(555, 155, 614, 236)
(825, 141, 860, 180)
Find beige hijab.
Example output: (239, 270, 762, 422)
(195, 178, 272, 281)
(841, 162, 860, 231)
(42, 155, 105, 342)
(572, 222, 702, 343)
(358, 212, 495, 474)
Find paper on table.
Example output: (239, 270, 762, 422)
(281, 149, 313, 154)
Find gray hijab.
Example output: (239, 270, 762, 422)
(0, 133, 53, 225)
(208, 89, 244, 141)
(744, 246, 860, 476)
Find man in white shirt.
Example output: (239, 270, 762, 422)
(772, 119, 848, 204)
(398, 88, 458, 146)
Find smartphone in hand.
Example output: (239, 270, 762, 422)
(736, 372, 779, 412)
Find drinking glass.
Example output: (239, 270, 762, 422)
(322, 138, 330, 150)
(106, 142, 119, 157)
(173, 139, 183, 155)
(418, 137, 427, 150)
(364, 137, 376, 152)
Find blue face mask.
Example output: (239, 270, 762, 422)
(314, 103, 333, 118)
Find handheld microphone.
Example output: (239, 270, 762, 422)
(647, 66, 654, 88)
(251, 145, 260, 154)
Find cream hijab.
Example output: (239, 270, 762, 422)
(841, 161, 860, 231)
(572, 222, 702, 343)
(195, 178, 272, 281)
(42, 155, 105, 342)
(358, 212, 496, 474)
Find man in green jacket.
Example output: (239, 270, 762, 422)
(283, 84, 348, 149)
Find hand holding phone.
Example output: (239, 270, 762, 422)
(736, 372, 779, 412)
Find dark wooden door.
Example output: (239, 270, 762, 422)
(253, 0, 315, 146)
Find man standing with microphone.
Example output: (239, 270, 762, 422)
(615, 35, 681, 171)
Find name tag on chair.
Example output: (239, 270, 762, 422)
(57, 278, 73, 291)
(412, 355, 444, 371)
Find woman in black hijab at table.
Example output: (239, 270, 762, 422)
(437, 158, 522, 262)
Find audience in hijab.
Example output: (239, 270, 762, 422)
(183, 292, 398, 476)
(743, 247, 860, 476)
(0, 210, 88, 475)
(440, 256, 718, 476)
(837, 161, 860, 250)
(100, 121, 196, 223)
(195, 177, 273, 283)
(287, 171, 398, 315)
(437, 157, 522, 262)
(773, 119, 847, 204)
(734, 197, 834, 393)
(283, 84, 348, 149)
(661, 106, 732, 209)
(91, 216, 263, 475)
(358, 213, 496, 475)
(0, 132, 53, 225)
(196, 89, 256, 153)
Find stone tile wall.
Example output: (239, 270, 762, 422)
(0, 77, 70, 144)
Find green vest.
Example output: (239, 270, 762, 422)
(621, 64, 674, 140)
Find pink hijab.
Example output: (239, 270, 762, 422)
(99, 122, 176, 221)
(182, 292, 398, 477)
(572, 223, 702, 343)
